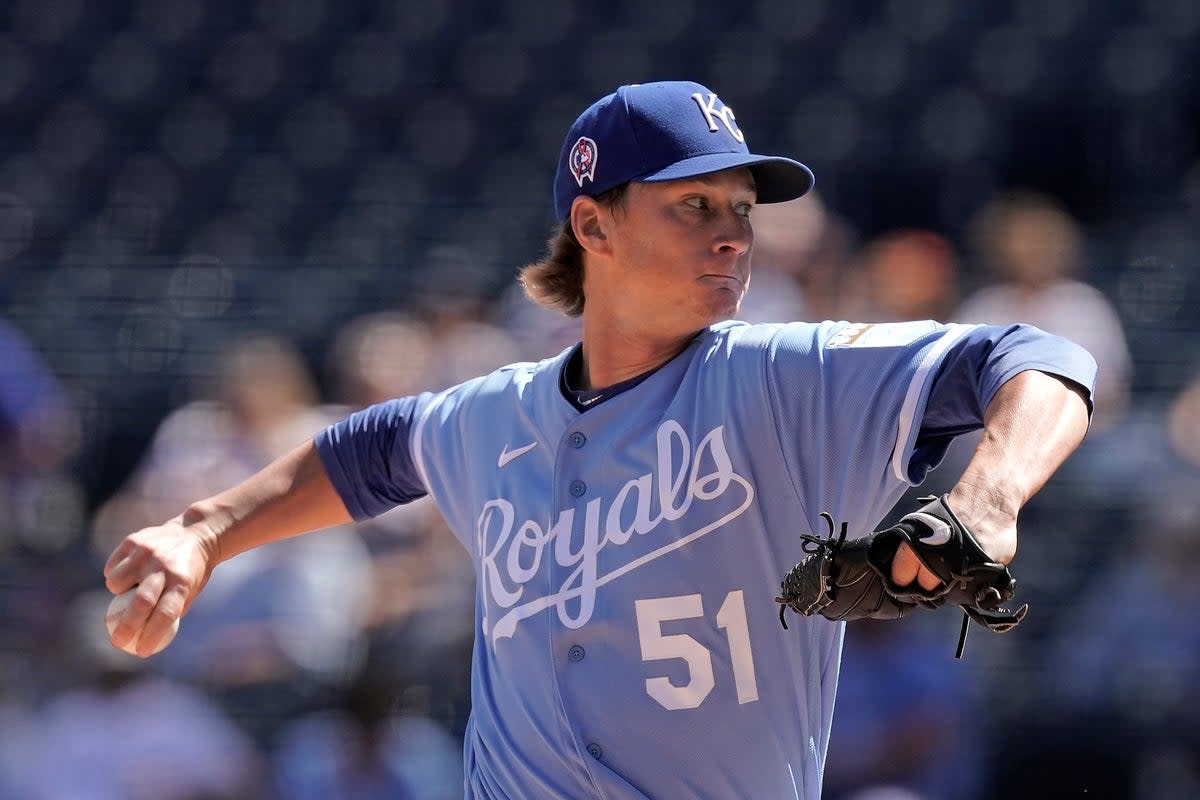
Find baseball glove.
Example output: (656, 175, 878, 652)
(775, 494, 1028, 657)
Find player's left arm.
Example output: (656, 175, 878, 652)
(892, 367, 1092, 591)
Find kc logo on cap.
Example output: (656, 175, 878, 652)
(691, 92, 744, 143)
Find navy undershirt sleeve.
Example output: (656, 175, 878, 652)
(911, 324, 1097, 476)
(314, 396, 430, 521)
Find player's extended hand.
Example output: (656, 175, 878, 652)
(103, 516, 218, 658)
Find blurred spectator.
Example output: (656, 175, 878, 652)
(993, 477, 1200, 800)
(495, 248, 584, 360)
(741, 190, 858, 323)
(494, 280, 583, 361)
(738, 195, 817, 322)
(91, 332, 336, 540)
(0, 316, 79, 482)
(322, 311, 475, 738)
(408, 244, 523, 387)
(839, 229, 961, 323)
(5, 589, 267, 799)
(272, 660, 463, 800)
(1028, 363, 1200, 594)
(90, 333, 374, 746)
(0, 656, 34, 798)
(1164, 368, 1200, 474)
(822, 618, 985, 800)
(0, 315, 86, 712)
(1051, 360, 1200, 515)
(325, 312, 438, 409)
(0, 315, 83, 558)
(956, 189, 1132, 429)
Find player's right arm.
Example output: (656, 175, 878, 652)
(103, 438, 353, 658)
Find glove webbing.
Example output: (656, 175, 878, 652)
(775, 512, 846, 630)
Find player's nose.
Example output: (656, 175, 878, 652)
(714, 210, 752, 256)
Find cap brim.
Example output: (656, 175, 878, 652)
(640, 153, 815, 204)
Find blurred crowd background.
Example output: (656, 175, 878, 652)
(0, 1, 1197, 798)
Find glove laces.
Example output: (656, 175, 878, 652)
(776, 513, 848, 629)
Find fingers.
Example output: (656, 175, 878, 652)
(136, 583, 187, 657)
(890, 543, 918, 585)
(890, 543, 943, 592)
(103, 526, 193, 656)
(108, 572, 165, 652)
(103, 539, 139, 594)
(104, 526, 162, 594)
(104, 555, 141, 596)
(915, 565, 942, 592)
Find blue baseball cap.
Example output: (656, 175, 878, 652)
(553, 81, 815, 223)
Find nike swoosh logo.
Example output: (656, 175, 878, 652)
(907, 512, 952, 546)
(498, 441, 538, 468)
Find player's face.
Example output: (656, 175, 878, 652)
(604, 167, 756, 332)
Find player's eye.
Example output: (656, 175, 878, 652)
(735, 202, 753, 218)
(683, 196, 709, 211)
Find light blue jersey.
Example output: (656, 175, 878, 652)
(316, 319, 1096, 800)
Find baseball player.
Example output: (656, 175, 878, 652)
(104, 81, 1096, 799)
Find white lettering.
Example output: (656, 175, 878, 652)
(604, 473, 655, 546)
(506, 518, 549, 584)
(478, 422, 754, 645)
(658, 420, 693, 521)
(691, 92, 745, 143)
(478, 500, 521, 608)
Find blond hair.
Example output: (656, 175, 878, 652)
(517, 184, 628, 317)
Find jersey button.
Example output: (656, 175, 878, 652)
(569, 480, 586, 497)
(567, 644, 585, 662)
(568, 432, 587, 448)
(586, 742, 603, 760)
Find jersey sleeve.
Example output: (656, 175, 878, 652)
(902, 321, 1099, 484)
(917, 322, 1098, 462)
(313, 395, 432, 521)
(761, 319, 1097, 497)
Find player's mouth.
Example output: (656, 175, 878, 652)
(700, 273, 745, 286)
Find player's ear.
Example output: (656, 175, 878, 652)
(571, 196, 612, 257)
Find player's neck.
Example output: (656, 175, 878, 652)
(579, 320, 699, 390)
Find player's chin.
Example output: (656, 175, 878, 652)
(698, 282, 744, 319)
